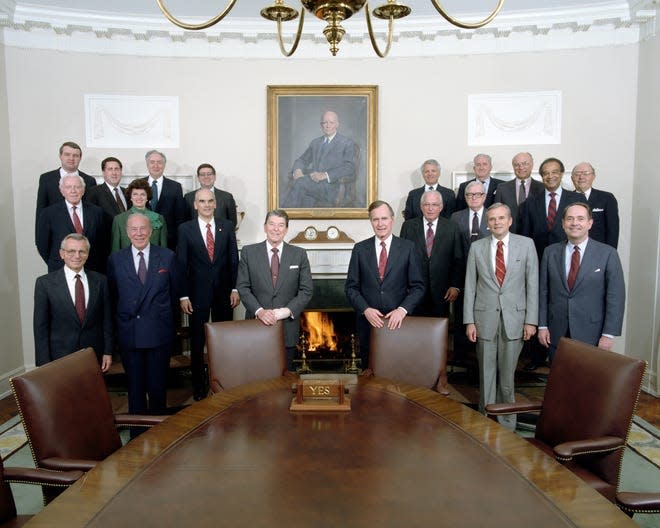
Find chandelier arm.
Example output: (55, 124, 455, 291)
(275, 10, 305, 57)
(155, 0, 239, 31)
(428, 0, 505, 30)
(365, 5, 394, 58)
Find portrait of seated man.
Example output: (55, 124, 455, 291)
(282, 110, 359, 208)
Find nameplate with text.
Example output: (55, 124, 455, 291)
(290, 379, 350, 412)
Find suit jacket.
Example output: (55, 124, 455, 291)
(35, 201, 106, 272)
(184, 187, 238, 227)
(450, 208, 490, 259)
(33, 268, 113, 366)
(344, 236, 425, 316)
(284, 133, 359, 207)
(455, 177, 504, 211)
(539, 239, 625, 346)
(519, 189, 582, 260)
(35, 169, 97, 228)
(494, 178, 544, 233)
(399, 217, 464, 317)
(107, 244, 180, 350)
(85, 183, 128, 264)
(177, 219, 239, 310)
(139, 177, 185, 250)
(584, 188, 619, 248)
(463, 234, 539, 341)
(403, 184, 456, 220)
(236, 241, 313, 348)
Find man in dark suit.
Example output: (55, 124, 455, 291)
(178, 189, 240, 400)
(518, 157, 581, 370)
(36, 175, 106, 272)
(33, 233, 112, 371)
(495, 152, 544, 233)
(519, 158, 582, 261)
(403, 159, 456, 220)
(464, 203, 539, 429)
(237, 209, 313, 369)
(85, 157, 128, 266)
(140, 150, 185, 250)
(571, 162, 619, 248)
(450, 181, 491, 362)
(107, 213, 180, 416)
(35, 141, 97, 234)
(455, 154, 504, 211)
(282, 111, 359, 208)
(184, 163, 238, 227)
(345, 200, 425, 368)
(538, 202, 625, 360)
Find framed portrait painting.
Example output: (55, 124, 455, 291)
(267, 85, 377, 219)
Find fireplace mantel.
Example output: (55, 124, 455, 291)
(289, 242, 354, 278)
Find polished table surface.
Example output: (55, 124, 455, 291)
(25, 377, 636, 527)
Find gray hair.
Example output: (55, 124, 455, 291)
(145, 150, 166, 164)
(60, 233, 90, 251)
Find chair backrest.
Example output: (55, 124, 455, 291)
(536, 338, 646, 491)
(10, 348, 122, 469)
(369, 316, 448, 390)
(205, 320, 287, 392)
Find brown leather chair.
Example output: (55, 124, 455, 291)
(369, 316, 450, 393)
(616, 492, 660, 516)
(486, 337, 647, 504)
(0, 457, 82, 526)
(10, 348, 164, 499)
(205, 320, 287, 393)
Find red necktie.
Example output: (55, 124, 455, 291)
(425, 222, 434, 257)
(271, 247, 279, 287)
(495, 240, 506, 287)
(547, 192, 557, 230)
(71, 205, 83, 234)
(378, 241, 387, 281)
(74, 274, 85, 323)
(114, 187, 126, 212)
(567, 245, 580, 291)
(137, 251, 147, 284)
(206, 223, 215, 262)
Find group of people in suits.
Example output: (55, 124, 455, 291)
(398, 151, 624, 427)
(32, 139, 625, 430)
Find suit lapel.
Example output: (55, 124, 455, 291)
(85, 272, 99, 324)
(572, 241, 594, 291)
(54, 270, 80, 325)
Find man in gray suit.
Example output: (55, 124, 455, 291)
(494, 152, 544, 233)
(237, 209, 313, 368)
(282, 111, 359, 208)
(538, 202, 625, 359)
(464, 203, 539, 429)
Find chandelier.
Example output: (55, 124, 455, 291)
(156, 0, 504, 57)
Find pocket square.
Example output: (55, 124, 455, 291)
(158, 268, 169, 274)
(289, 265, 299, 269)
(594, 268, 601, 273)
(592, 208, 604, 212)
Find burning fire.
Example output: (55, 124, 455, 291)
(301, 312, 339, 352)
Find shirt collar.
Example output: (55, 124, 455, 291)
(63, 266, 86, 280)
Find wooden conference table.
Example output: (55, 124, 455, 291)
(25, 377, 636, 527)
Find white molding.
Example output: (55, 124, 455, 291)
(0, 2, 652, 58)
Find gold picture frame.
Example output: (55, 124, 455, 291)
(267, 85, 378, 219)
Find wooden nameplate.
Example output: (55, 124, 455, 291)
(290, 379, 351, 412)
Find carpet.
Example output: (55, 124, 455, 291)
(0, 416, 27, 461)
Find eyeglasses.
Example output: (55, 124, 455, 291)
(62, 249, 88, 256)
(466, 192, 485, 199)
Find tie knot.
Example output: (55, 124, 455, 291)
(380, 241, 386, 249)
(497, 240, 504, 248)
(206, 223, 212, 229)
(427, 222, 433, 228)
(574, 245, 580, 252)
(72, 205, 76, 211)
(138, 251, 144, 257)
(75, 274, 81, 280)
(272, 247, 279, 255)
(550, 192, 556, 198)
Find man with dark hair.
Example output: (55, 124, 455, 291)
(237, 209, 313, 369)
(345, 200, 425, 368)
(538, 202, 625, 360)
(139, 149, 185, 250)
(36, 141, 97, 231)
(403, 159, 456, 220)
(184, 163, 237, 226)
(34, 233, 112, 370)
(570, 162, 619, 248)
(178, 188, 240, 400)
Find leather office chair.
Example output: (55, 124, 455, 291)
(616, 492, 660, 516)
(205, 320, 287, 393)
(486, 337, 646, 504)
(368, 316, 450, 394)
(10, 348, 164, 500)
(0, 457, 82, 525)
